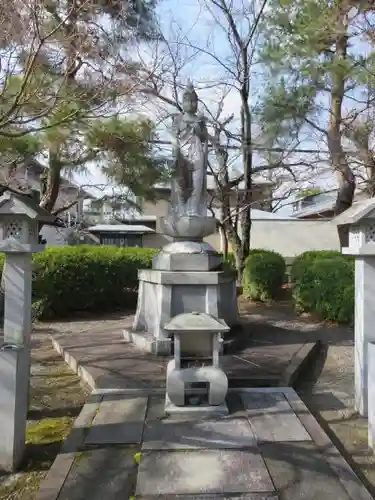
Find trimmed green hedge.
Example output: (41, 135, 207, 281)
(1, 246, 157, 319)
(242, 249, 286, 301)
(290, 250, 352, 283)
(292, 254, 354, 324)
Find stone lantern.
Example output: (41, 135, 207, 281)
(335, 197, 375, 420)
(164, 311, 229, 416)
(0, 191, 54, 471)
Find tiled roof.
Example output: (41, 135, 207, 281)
(87, 224, 155, 233)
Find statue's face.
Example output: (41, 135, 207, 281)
(183, 95, 198, 114)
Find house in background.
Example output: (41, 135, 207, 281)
(137, 178, 274, 218)
(292, 188, 369, 219)
(87, 223, 155, 247)
(89, 177, 276, 251)
(85, 178, 275, 250)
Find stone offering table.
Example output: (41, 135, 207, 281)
(164, 311, 229, 415)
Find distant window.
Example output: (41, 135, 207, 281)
(100, 233, 142, 247)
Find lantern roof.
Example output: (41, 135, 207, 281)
(165, 312, 230, 334)
(334, 198, 375, 226)
(0, 191, 55, 223)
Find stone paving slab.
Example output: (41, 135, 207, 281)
(261, 441, 352, 500)
(142, 416, 256, 450)
(36, 388, 374, 500)
(241, 392, 311, 442)
(136, 449, 275, 496)
(57, 448, 138, 500)
(84, 394, 147, 445)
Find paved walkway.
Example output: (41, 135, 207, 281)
(36, 387, 373, 500)
(42, 312, 318, 389)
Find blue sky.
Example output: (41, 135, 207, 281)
(79, 0, 274, 197)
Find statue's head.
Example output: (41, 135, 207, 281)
(182, 81, 198, 114)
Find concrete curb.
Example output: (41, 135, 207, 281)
(283, 387, 374, 500)
(279, 340, 321, 387)
(51, 336, 98, 390)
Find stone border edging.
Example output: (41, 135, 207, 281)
(279, 341, 321, 387)
(282, 387, 374, 500)
(51, 336, 98, 389)
(35, 394, 102, 500)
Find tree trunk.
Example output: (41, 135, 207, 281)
(328, 16, 355, 248)
(39, 152, 62, 212)
(219, 220, 229, 259)
(221, 188, 243, 281)
(239, 49, 252, 281)
(365, 156, 375, 197)
(38, 0, 79, 215)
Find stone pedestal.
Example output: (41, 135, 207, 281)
(0, 253, 33, 472)
(124, 269, 238, 355)
(125, 211, 239, 356)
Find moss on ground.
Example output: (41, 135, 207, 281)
(26, 417, 73, 445)
(0, 330, 89, 500)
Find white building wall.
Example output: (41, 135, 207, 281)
(40, 225, 71, 246)
(250, 219, 340, 258)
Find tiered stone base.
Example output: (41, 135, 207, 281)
(124, 269, 239, 355)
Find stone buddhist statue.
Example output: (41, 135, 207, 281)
(128, 82, 239, 358)
(170, 82, 208, 218)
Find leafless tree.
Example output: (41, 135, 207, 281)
(133, 2, 321, 277)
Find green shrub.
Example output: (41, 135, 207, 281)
(292, 257, 354, 324)
(290, 250, 352, 283)
(242, 249, 286, 301)
(0, 245, 155, 320)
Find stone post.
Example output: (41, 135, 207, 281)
(0, 252, 33, 472)
(0, 191, 54, 472)
(335, 198, 375, 417)
(353, 256, 375, 416)
(368, 341, 375, 449)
